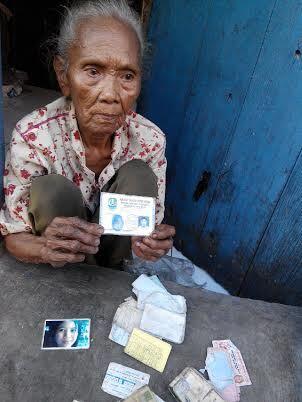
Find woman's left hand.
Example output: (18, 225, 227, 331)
(132, 224, 176, 261)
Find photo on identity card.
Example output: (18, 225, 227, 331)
(41, 319, 90, 350)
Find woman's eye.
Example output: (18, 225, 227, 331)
(87, 68, 98, 77)
(123, 73, 134, 81)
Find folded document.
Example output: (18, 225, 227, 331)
(109, 274, 187, 346)
(140, 303, 186, 344)
(109, 297, 143, 346)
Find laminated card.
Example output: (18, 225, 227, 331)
(100, 192, 155, 236)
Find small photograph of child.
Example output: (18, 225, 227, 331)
(138, 216, 149, 228)
(42, 319, 90, 350)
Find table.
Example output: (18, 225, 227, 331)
(0, 251, 301, 402)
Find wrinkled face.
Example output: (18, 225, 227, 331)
(55, 320, 78, 348)
(56, 17, 141, 137)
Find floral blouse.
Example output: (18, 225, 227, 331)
(0, 97, 166, 235)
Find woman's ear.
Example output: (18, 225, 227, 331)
(53, 56, 70, 97)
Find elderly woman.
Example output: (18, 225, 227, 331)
(0, 0, 175, 268)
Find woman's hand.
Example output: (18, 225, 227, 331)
(131, 224, 175, 262)
(42, 217, 103, 267)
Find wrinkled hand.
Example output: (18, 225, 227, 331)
(132, 224, 175, 262)
(41, 216, 103, 267)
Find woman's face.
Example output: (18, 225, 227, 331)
(55, 16, 141, 138)
(55, 320, 78, 348)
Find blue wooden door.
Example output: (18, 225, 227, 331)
(138, 0, 302, 305)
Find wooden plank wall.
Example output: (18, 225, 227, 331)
(138, 0, 302, 305)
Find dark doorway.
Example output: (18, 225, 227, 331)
(1, 0, 143, 90)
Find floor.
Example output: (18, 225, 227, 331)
(1, 249, 301, 402)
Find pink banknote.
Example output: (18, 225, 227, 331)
(219, 383, 241, 402)
(212, 340, 252, 386)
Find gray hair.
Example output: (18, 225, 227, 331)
(56, 0, 144, 69)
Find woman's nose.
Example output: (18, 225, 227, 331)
(98, 75, 119, 104)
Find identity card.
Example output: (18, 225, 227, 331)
(99, 192, 155, 236)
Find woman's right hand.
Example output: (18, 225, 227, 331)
(41, 216, 103, 267)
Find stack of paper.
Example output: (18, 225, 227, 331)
(109, 297, 143, 346)
(109, 275, 187, 345)
(169, 367, 224, 402)
(132, 274, 187, 344)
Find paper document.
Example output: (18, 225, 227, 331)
(109, 324, 130, 347)
(212, 340, 251, 386)
(140, 303, 186, 344)
(109, 297, 143, 346)
(132, 274, 187, 314)
(100, 192, 155, 236)
(125, 328, 172, 373)
(101, 362, 150, 399)
(205, 347, 241, 401)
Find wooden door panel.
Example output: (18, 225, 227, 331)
(197, 0, 302, 293)
(239, 149, 302, 306)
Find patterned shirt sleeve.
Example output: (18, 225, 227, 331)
(0, 127, 49, 235)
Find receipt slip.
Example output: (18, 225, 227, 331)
(124, 328, 172, 373)
(100, 192, 155, 236)
(101, 362, 150, 399)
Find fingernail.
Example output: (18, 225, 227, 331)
(152, 233, 158, 239)
(136, 241, 141, 247)
(94, 239, 100, 246)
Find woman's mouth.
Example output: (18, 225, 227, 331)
(95, 113, 119, 122)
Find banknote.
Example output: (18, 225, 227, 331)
(212, 340, 252, 386)
(169, 367, 225, 402)
(123, 385, 165, 402)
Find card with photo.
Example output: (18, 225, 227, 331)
(99, 192, 155, 236)
(41, 319, 90, 350)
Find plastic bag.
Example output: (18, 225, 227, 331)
(123, 255, 206, 289)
